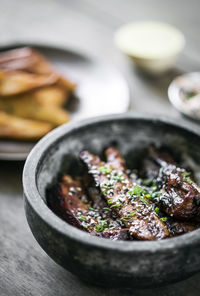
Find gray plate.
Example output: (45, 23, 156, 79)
(0, 43, 130, 160)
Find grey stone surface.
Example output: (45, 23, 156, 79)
(1, 0, 200, 295)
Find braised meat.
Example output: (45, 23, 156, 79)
(47, 175, 128, 240)
(80, 150, 169, 240)
(166, 219, 198, 236)
(47, 145, 200, 241)
(105, 146, 126, 171)
(144, 146, 200, 220)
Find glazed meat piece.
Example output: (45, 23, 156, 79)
(152, 206, 198, 236)
(159, 167, 200, 220)
(82, 170, 133, 239)
(145, 146, 200, 220)
(141, 146, 176, 182)
(105, 146, 126, 171)
(47, 175, 128, 240)
(166, 219, 198, 236)
(80, 150, 169, 240)
(82, 172, 108, 213)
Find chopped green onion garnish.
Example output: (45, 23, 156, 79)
(103, 182, 113, 189)
(183, 171, 191, 176)
(152, 181, 157, 187)
(103, 190, 107, 196)
(160, 217, 168, 222)
(183, 177, 193, 184)
(82, 224, 88, 229)
(87, 205, 98, 212)
(120, 217, 130, 222)
(128, 185, 146, 197)
(139, 196, 148, 205)
(110, 203, 122, 208)
(121, 210, 137, 222)
(145, 194, 152, 199)
(78, 214, 86, 221)
(98, 166, 112, 174)
(111, 173, 124, 182)
(182, 172, 193, 183)
(108, 198, 114, 204)
(95, 220, 108, 232)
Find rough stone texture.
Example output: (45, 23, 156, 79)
(23, 115, 200, 290)
(1, 0, 200, 295)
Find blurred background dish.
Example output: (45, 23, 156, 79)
(0, 46, 76, 141)
(0, 43, 130, 160)
(168, 72, 200, 120)
(115, 21, 185, 75)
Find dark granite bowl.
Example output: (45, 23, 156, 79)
(23, 113, 200, 288)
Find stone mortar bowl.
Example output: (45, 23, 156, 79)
(23, 113, 200, 289)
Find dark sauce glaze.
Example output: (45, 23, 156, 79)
(47, 146, 200, 241)
(47, 175, 129, 240)
(144, 146, 200, 220)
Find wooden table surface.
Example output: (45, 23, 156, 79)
(0, 0, 200, 295)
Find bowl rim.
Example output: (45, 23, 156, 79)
(23, 112, 200, 253)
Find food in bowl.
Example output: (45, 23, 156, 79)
(23, 115, 200, 288)
(0, 47, 76, 140)
(47, 145, 200, 241)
